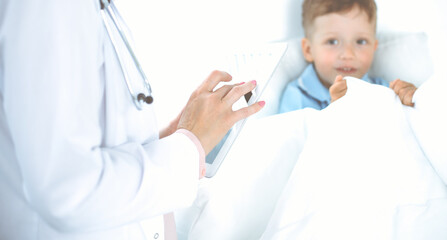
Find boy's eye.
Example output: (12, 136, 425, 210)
(327, 39, 339, 45)
(357, 39, 368, 45)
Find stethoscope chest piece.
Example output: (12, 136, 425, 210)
(100, 0, 154, 110)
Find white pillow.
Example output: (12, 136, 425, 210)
(258, 31, 433, 117)
(369, 31, 433, 87)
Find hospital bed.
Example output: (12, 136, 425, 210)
(170, 0, 447, 239)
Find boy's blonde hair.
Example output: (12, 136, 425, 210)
(302, 0, 378, 37)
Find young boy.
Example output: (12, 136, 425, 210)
(279, 0, 416, 113)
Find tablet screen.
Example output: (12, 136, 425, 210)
(204, 42, 287, 177)
(205, 92, 252, 165)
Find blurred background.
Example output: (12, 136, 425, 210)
(116, 0, 447, 126)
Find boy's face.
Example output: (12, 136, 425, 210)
(302, 5, 378, 88)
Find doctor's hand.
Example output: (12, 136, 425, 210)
(389, 78, 417, 107)
(177, 70, 265, 154)
(330, 75, 347, 103)
(159, 109, 183, 139)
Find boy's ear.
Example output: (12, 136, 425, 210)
(301, 38, 314, 62)
(374, 38, 378, 51)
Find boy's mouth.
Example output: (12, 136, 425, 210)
(336, 67, 357, 75)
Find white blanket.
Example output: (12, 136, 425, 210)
(261, 78, 447, 239)
(176, 77, 447, 240)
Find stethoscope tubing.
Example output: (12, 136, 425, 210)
(101, 0, 153, 110)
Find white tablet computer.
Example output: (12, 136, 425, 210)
(205, 42, 288, 178)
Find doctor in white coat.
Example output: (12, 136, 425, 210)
(0, 0, 264, 239)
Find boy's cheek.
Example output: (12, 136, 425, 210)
(359, 50, 376, 65)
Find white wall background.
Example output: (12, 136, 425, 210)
(117, 0, 447, 126)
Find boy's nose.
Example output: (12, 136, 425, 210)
(340, 44, 355, 60)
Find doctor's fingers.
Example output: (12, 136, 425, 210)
(221, 80, 257, 105)
(230, 101, 265, 123)
(213, 84, 237, 98)
(200, 70, 233, 92)
(213, 82, 246, 99)
(160, 107, 185, 139)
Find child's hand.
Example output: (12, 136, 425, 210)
(330, 75, 347, 103)
(389, 79, 417, 107)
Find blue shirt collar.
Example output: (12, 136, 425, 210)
(297, 65, 331, 104)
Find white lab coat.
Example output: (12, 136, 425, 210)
(0, 0, 200, 239)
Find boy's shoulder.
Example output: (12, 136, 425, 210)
(283, 64, 320, 98)
(279, 65, 330, 113)
(280, 80, 307, 113)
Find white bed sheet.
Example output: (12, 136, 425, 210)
(261, 78, 447, 239)
(176, 77, 447, 240)
(176, 108, 314, 239)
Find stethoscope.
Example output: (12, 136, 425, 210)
(100, 0, 153, 110)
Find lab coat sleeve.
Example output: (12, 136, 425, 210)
(1, 0, 199, 233)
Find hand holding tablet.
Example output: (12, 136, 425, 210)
(205, 43, 288, 177)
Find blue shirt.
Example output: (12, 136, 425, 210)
(279, 64, 389, 113)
